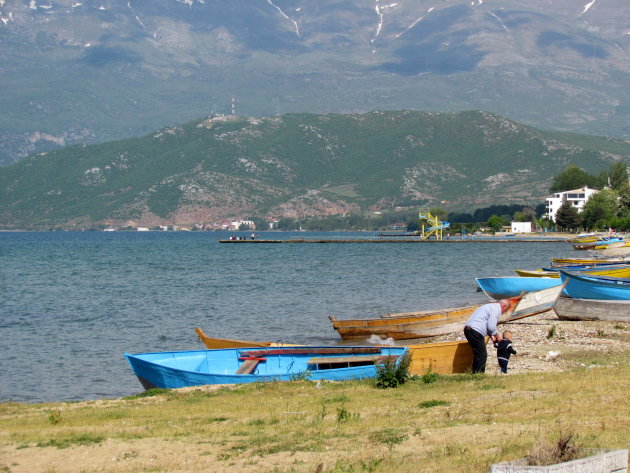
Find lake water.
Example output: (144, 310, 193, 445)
(0, 231, 573, 403)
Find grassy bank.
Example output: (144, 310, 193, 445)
(1, 359, 629, 473)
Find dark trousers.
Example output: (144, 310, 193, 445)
(498, 359, 509, 374)
(464, 326, 487, 373)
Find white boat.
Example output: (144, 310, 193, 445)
(553, 296, 630, 322)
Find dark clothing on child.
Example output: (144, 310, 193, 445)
(493, 339, 517, 373)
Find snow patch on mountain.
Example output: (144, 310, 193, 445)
(267, 0, 300, 38)
(372, 1, 398, 51)
(396, 6, 434, 39)
(487, 11, 508, 32)
(579, 0, 597, 17)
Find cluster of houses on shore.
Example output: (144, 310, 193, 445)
(106, 187, 602, 232)
(108, 218, 278, 232)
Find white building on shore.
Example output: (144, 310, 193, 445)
(545, 186, 599, 222)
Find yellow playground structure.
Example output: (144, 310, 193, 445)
(418, 210, 450, 240)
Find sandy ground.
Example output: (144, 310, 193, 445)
(431, 308, 630, 375)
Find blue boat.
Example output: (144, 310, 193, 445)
(476, 276, 561, 299)
(125, 346, 408, 390)
(559, 270, 630, 300)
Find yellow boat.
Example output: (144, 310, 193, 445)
(551, 257, 630, 266)
(328, 296, 523, 341)
(515, 265, 630, 278)
(195, 328, 296, 349)
(570, 234, 601, 243)
(195, 327, 479, 375)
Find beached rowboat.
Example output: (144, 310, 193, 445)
(194, 329, 482, 375)
(476, 277, 561, 299)
(328, 304, 482, 341)
(551, 257, 630, 267)
(125, 346, 407, 390)
(328, 297, 522, 341)
(553, 296, 630, 322)
(514, 265, 630, 279)
(194, 327, 296, 349)
(559, 270, 630, 300)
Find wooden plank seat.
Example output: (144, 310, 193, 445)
(307, 354, 399, 370)
(235, 356, 266, 374)
(241, 347, 381, 357)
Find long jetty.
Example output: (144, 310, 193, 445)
(219, 237, 569, 244)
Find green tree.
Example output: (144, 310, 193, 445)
(522, 207, 538, 223)
(609, 162, 629, 190)
(581, 189, 619, 230)
(428, 207, 448, 221)
(549, 165, 598, 192)
(487, 214, 505, 233)
(554, 201, 581, 231)
(406, 221, 420, 232)
(618, 183, 630, 212)
(537, 217, 554, 232)
(513, 211, 527, 222)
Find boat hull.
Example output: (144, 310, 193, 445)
(405, 340, 477, 375)
(551, 257, 630, 267)
(476, 277, 561, 299)
(516, 265, 630, 279)
(194, 330, 481, 375)
(125, 346, 407, 389)
(329, 297, 522, 341)
(553, 296, 630, 322)
(195, 328, 293, 349)
(559, 270, 630, 300)
(329, 305, 481, 340)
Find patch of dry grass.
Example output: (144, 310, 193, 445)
(1, 361, 629, 473)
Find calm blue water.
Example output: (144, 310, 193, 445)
(0, 231, 573, 403)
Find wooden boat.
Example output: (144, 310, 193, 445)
(559, 270, 630, 300)
(328, 305, 480, 340)
(328, 297, 521, 341)
(476, 276, 561, 299)
(194, 329, 481, 375)
(553, 296, 630, 322)
(573, 236, 624, 250)
(594, 240, 625, 250)
(572, 241, 598, 250)
(551, 257, 630, 267)
(515, 265, 630, 279)
(506, 285, 564, 319)
(194, 327, 296, 349)
(405, 340, 477, 375)
(570, 234, 600, 243)
(125, 346, 408, 390)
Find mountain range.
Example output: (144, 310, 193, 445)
(2, 110, 629, 229)
(2, 0, 630, 165)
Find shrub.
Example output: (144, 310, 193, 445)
(420, 369, 440, 384)
(418, 400, 450, 408)
(375, 352, 411, 389)
(527, 431, 583, 466)
(336, 405, 360, 423)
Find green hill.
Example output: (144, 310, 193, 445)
(1, 110, 629, 229)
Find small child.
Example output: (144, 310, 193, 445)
(493, 330, 517, 374)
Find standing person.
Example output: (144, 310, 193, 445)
(463, 299, 511, 373)
(494, 330, 517, 374)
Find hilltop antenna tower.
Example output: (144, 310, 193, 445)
(231, 95, 237, 116)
